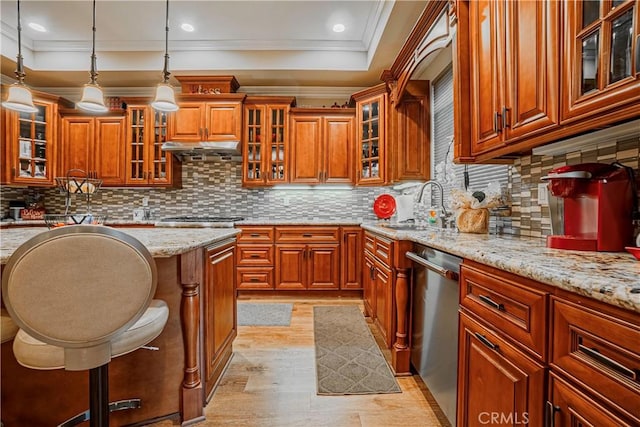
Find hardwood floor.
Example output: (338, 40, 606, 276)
(150, 297, 450, 426)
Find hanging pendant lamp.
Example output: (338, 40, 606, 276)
(151, 0, 179, 112)
(2, 0, 38, 114)
(77, 0, 108, 113)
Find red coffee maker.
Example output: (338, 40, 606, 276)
(542, 163, 636, 252)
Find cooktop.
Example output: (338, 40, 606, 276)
(160, 216, 244, 222)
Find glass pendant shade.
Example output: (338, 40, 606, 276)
(151, 83, 179, 112)
(77, 83, 108, 113)
(3, 83, 38, 113)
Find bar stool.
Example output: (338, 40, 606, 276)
(2, 225, 169, 427)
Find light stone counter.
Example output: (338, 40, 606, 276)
(0, 226, 240, 264)
(361, 222, 640, 313)
(237, 218, 364, 226)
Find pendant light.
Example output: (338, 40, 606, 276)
(77, 0, 108, 113)
(2, 0, 38, 114)
(151, 0, 179, 112)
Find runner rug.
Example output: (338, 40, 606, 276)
(237, 302, 293, 326)
(313, 305, 401, 395)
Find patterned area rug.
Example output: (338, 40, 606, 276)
(237, 303, 293, 326)
(314, 305, 401, 395)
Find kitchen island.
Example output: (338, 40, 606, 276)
(0, 226, 240, 427)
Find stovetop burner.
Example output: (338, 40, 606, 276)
(160, 216, 244, 223)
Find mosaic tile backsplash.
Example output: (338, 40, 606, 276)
(2, 136, 639, 240)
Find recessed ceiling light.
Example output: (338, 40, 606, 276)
(332, 24, 345, 33)
(28, 22, 47, 32)
(181, 23, 194, 32)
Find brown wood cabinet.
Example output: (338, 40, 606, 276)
(242, 97, 295, 187)
(457, 311, 546, 427)
(168, 94, 245, 143)
(236, 226, 275, 290)
(1, 91, 68, 186)
(203, 239, 237, 400)
(289, 109, 355, 184)
(340, 227, 362, 290)
(124, 103, 180, 187)
(561, 0, 640, 124)
(363, 231, 395, 348)
(468, 0, 559, 156)
(352, 85, 387, 186)
(274, 227, 340, 290)
(59, 113, 127, 186)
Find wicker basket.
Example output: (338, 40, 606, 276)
(43, 214, 107, 229)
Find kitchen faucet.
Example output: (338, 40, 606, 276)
(415, 180, 453, 227)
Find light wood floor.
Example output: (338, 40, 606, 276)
(150, 297, 450, 427)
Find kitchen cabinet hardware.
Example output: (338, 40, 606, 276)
(370, 266, 375, 280)
(577, 343, 638, 381)
(250, 254, 260, 258)
(302, 233, 312, 238)
(493, 111, 502, 133)
(250, 233, 260, 237)
(474, 332, 499, 351)
(501, 106, 510, 129)
(250, 278, 259, 282)
(478, 294, 505, 311)
(406, 251, 459, 280)
(544, 401, 560, 427)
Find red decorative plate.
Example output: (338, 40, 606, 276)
(625, 247, 640, 261)
(373, 194, 396, 219)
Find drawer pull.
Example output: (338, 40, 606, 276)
(479, 295, 505, 311)
(578, 344, 638, 381)
(474, 333, 499, 351)
(250, 278, 260, 282)
(545, 401, 560, 427)
(250, 233, 260, 237)
(303, 233, 312, 237)
(250, 254, 261, 258)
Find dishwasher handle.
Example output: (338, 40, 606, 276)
(406, 251, 459, 281)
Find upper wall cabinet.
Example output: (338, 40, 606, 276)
(1, 94, 63, 187)
(561, 0, 640, 123)
(242, 96, 295, 187)
(352, 84, 387, 186)
(125, 103, 181, 187)
(168, 94, 246, 143)
(468, 0, 559, 156)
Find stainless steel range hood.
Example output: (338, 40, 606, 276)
(161, 140, 241, 161)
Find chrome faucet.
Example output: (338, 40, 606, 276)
(415, 180, 452, 227)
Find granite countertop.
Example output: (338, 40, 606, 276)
(0, 226, 240, 264)
(237, 218, 364, 226)
(361, 222, 640, 313)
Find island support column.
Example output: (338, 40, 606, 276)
(392, 240, 413, 375)
(180, 249, 205, 425)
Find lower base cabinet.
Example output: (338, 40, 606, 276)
(203, 239, 237, 400)
(457, 312, 545, 427)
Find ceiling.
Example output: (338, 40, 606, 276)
(0, 0, 428, 98)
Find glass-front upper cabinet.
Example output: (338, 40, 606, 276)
(242, 97, 294, 187)
(2, 97, 59, 186)
(562, 0, 639, 121)
(352, 84, 387, 186)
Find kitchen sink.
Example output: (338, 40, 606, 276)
(379, 223, 425, 231)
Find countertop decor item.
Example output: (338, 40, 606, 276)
(373, 194, 396, 219)
(625, 247, 640, 260)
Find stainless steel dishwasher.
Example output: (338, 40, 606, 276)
(406, 245, 462, 426)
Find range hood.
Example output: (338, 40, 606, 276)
(161, 140, 241, 161)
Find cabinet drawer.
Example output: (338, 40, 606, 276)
(551, 297, 640, 421)
(373, 236, 392, 266)
(237, 227, 274, 243)
(460, 263, 548, 360)
(364, 232, 375, 253)
(236, 267, 274, 290)
(237, 244, 273, 266)
(275, 226, 339, 242)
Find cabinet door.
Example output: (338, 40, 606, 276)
(243, 105, 266, 186)
(148, 110, 174, 185)
(341, 228, 362, 290)
(94, 117, 126, 186)
(457, 312, 545, 427)
(275, 244, 306, 289)
(395, 93, 430, 181)
(548, 372, 633, 427)
(126, 106, 148, 184)
(374, 262, 393, 348)
(323, 116, 354, 184)
(503, 0, 559, 140)
(265, 105, 288, 185)
(357, 95, 386, 185)
(562, 0, 640, 122)
(363, 254, 376, 318)
(60, 116, 94, 176)
(469, 0, 504, 155)
(169, 102, 204, 142)
(289, 115, 322, 183)
(204, 243, 237, 398)
(307, 244, 340, 290)
(205, 102, 242, 142)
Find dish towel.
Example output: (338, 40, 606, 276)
(395, 194, 415, 222)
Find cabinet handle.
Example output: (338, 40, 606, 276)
(250, 278, 259, 282)
(493, 111, 502, 133)
(578, 343, 638, 380)
(502, 106, 510, 129)
(545, 401, 559, 427)
(479, 295, 505, 311)
(302, 233, 312, 237)
(205, 128, 209, 139)
(250, 233, 260, 237)
(370, 266, 375, 280)
(474, 332, 499, 351)
(250, 254, 260, 258)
